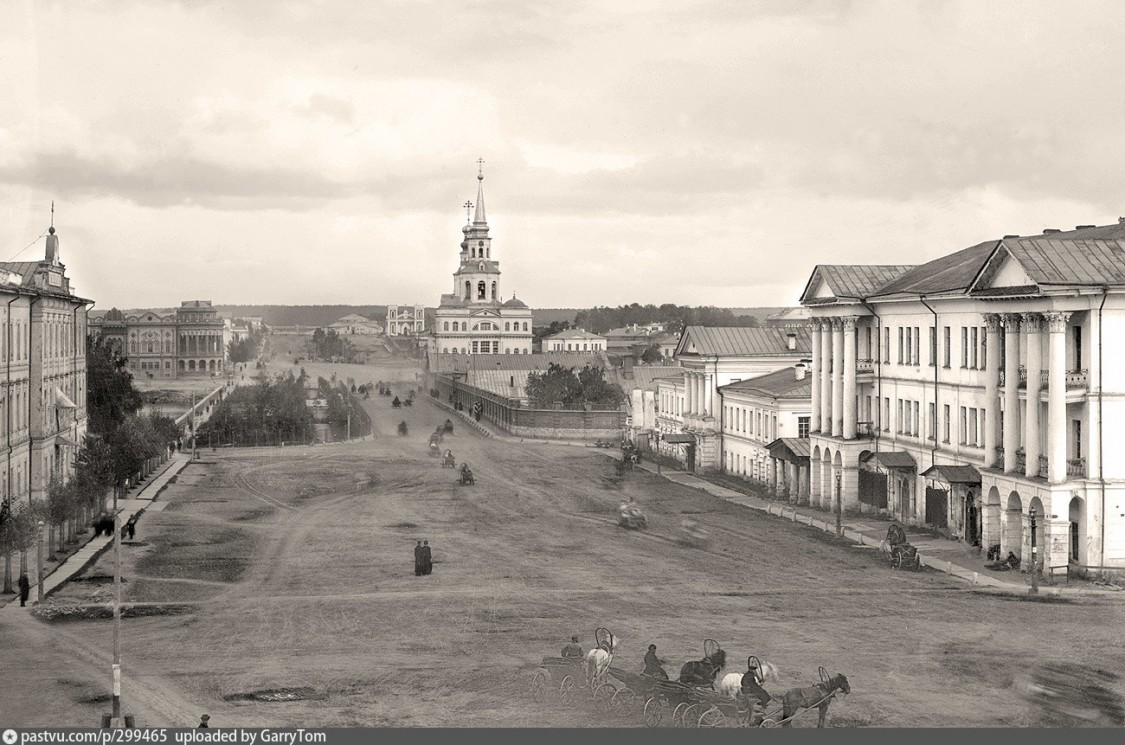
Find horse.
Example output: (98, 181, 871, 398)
(716, 660, 782, 697)
(679, 648, 726, 688)
(779, 673, 850, 727)
(585, 632, 617, 689)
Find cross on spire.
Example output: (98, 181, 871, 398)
(50, 201, 54, 228)
(463, 201, 473, 223)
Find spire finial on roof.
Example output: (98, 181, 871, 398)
(473, 161, 487, 224)
(50, 200, 55, 229)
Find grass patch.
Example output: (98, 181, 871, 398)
(33, 603, 197, 622)
(386, 522, 418, 529)
(971, 590, 1075, 604)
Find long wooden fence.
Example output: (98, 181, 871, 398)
(429, 373, 625, 439)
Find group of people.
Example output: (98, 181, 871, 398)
(413, 540, 434, 576)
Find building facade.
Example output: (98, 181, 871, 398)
(431, 167, 534, 355)
(801, 221, 1125, 575)
(386, 305, 425, 336)
(0, 226, 90, 504)
(543, 329, 606, 352)
(718, 365, 812, 499)
(328, 314, 383, 335)
(90, 300, 226, 379)
(665, 326, 812, 472)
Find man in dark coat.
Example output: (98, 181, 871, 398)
(741, 662, 772, 726)
(414, 541, 424, 576)
(643, 644, 668, 679)
(18, 572, 31, 607)
(561, 636, 584, 659)
(421, 540, 433, 575)
(198, 714, 210, 728)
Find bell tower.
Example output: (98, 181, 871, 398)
(452, 160, 501, 304)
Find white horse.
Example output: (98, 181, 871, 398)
(717, 660, 782, 698)
(585, 633, 618, 689)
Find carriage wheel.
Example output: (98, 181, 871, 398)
(593, 683, 615, 712)
(672, 702, 691, 727)
(610, 687, 637, 713)
(643, 697, 664, 727)
(760, 717, 779, 728)
(531, 671, 548, 703)
(736, 701, 753, 727)
(560, 675, 575, 704)
(698, 706, 725, 728)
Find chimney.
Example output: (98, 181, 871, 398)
(1076, 225, 1095, 230)
(1042, 228, 1061, 234)
(1003, 234, 1019, 239)
(786, 332, 796, 350)
(794, 362, 807, 381)
(45, 227, 60, 264)
(1119, 217, 1125, 224)
(623, 356, 635, 377)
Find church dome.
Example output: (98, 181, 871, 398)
(502, 296, 529, 309)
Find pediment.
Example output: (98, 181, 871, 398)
(973, 247, 1038, 291)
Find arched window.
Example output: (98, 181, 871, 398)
(471, 246, 476, 258)
(443, 348, 448, 354)
(477, 281, 486, 299)
(505, 322, 510, 331)
(491, 281, 497, 300)
(523, 322, 528, 331)
(465, 281, 471, 299)
(443, 322, 449, 331)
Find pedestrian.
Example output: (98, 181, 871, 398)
(421, 540, 433, 575)
(197, 714, 210, 728)
(127, 520, 136, 540)
(18, 572, 31, 607)
(414, 540, 424, 576)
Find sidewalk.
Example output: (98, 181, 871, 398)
(0, 454, 192, 614)
(633, 461, 1121, 599)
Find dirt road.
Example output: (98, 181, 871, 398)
(4, 372, 1124, 727)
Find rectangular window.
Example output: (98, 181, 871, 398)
(798, 416, 810, 439)
(866, 396, 873, 428)
(772, 414, 777, 440)
(898, 327, 904, 364)
(970, 327, 979, 368)
(914, 327, 921, 366)
(883, 397, 890, 432)
(946, 403, 955, 441)
(896, 399, 903, 433)
(980, 328, 987, 370)
(865, 327, 872, 360)
(943, 326, 951, 367)
(1074, 419, 1082, 458)
(969, 408, 979, 446)
(961, 327, 969, 368)
(959, 406, 967, 445)
(1073, 325, 1082, 370)
(929, 327, 937, 366)
(913, 401, 920, 437)
(904, 327, 911, 365)
(928, 402, 936, 440)
(980, 409, 986, 447)
(883, 327, 890, 363)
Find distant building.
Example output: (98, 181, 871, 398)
(719, 365, 812, 500)
(328, 314, 383, 335)
(603, 323, 672, 358)
(764, 306, 811, 328)
(386, 305, 425, 336)
(90, 300, 226, 379)
(0, 225, 90, 503)
(428, 351, 609, 404)
(543, 328, 606, 352)
(431, 166, 534, 355)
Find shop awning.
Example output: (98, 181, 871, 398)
(766, 437, 811, 463)
(921, 464, 981, 485)
(662, 433, 696, 444)
(862, 451, 916, 471)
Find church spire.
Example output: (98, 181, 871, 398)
(473, 157, 486, 224)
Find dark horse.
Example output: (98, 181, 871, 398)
(678, 649, 726, 689)
(780, 673, 850, 727)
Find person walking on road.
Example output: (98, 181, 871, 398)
(197, 714, 210, 728)
(421, 540, 433, 575)
(414, 540, 424, 576)
(18, 572, 31, 607)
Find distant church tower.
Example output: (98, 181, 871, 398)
(431, 162, 533, 355)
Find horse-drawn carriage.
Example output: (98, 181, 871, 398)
(392, 396, 402, 409)
(441, 450, 456, 468)
(442, 419, 454, 434)
(428, 439, 441, 457)
(618, 500, 647, 530)
(531, 657, 586, 704)
(459, 464, 474, 485)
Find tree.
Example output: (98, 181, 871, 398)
(640, 344, 664, 364)
(525, 363, 625, 409)
(86, 337, 143, 435)
(0, 500, 39, 593)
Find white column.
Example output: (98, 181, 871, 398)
(831, 319, 844, 438)
(810, 319, 822, 432)
(820, 322, 833, 433)
(1046, 311, 1071, 483)
(843, 317, 857, 439)
(704, 372, 714, 418)
(1023, 313, 1042, 479)
(1003, 314, 1021, 473)
(984, 313, 1002, 468)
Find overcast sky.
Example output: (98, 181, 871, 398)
(2, 0, 1124, 310)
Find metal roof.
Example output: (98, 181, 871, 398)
(811, 265, 914, 300)
(863, 451, 917, 470)
(677, 326, 812, 357)
(998, 238, 1125, 286)
(766, 437, 811, 461)
(718, 367, 811, 399)
(871, 241, 998, 297)
(921, 464, 982, 485)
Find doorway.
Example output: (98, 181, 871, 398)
(965, 491, 980, 547)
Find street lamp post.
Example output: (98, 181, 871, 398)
(36, 520, 45, 604)
(835, 471, 843, 538)
(1030, 506, 1039, 595)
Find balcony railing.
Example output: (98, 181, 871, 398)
(1066, 369, 1088, 388)
(856, 359, 874, 373)
(1067, 458, 1086, 479)
(856, 421, 874, 437)
(999, 368, 1089, 390)
(1015, 450, 1026, 471)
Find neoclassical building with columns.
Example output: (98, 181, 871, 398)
(800, 221, 1125, 576)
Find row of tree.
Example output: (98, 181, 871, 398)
(197, 370, 314, 446)
(310, 328, 355, 362)
(1, 340, 181, 594)
(525, 363, 626, 409)
(571, 304, 760, 334)
(227, 322, 268, 364)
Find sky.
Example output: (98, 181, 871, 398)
(2, 0, 1124, 310)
